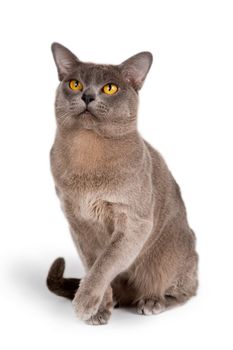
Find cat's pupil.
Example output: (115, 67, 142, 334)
(108, 84, 111, 91)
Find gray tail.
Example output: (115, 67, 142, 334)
(46, 257, 80, 300)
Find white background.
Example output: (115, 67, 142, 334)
(1, 0, 232, 349)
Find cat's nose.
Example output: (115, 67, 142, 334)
(81, 93, 95, 105)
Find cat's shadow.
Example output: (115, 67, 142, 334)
(8, 256, 85, 318)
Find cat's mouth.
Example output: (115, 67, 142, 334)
(78, 108, 98, 119)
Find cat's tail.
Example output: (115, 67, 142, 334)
(46, 257, 80, 300)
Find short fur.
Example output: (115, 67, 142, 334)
(47, 43, 198, 325)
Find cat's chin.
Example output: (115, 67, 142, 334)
(71, 110, 100, 131)
(77, 110, 98, 120)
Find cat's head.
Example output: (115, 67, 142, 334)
(52, 43, 152, 137)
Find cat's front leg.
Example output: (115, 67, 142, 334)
(83, 286, 113, 325)
(73, 211, 153, 321)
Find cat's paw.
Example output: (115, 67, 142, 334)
(137, 297, 165, 315)
(85, 308, 111, 325)
(72, 289, 102, 321)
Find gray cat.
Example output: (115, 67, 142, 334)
(47, 43, 198, 325)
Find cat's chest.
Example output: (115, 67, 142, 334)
(53, 164, 114, 223)
(69, 129, 105, 170)
(50, 129, 135, 222)
(57, 184, 115, 233)
(50, 129, 120, 193)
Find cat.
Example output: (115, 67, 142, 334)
(47, 43, 198, 325)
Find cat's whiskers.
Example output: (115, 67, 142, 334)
(56, 111, 72, 128)
(61, 113, 72, 128)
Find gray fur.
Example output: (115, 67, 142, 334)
(48, 43, 198, 325)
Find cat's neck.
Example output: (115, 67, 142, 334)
(57, 117, 137, 139)
(54, 127, 142, 173)
(57, 125, 139, 143)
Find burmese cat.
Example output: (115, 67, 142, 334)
(47, 43, 198, 325)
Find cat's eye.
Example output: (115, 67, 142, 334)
(102, 83, 118, 95)
(69, 80, 83, 91)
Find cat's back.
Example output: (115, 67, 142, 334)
(143, 138, 187, 219)
(143, 139, 173, 190)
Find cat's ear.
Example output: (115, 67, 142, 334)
(119, 52, 153, 90)
(51, 43, 80, 81)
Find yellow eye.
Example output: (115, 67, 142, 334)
(102, 83, 118, 95)
(69, 80, 83, 91)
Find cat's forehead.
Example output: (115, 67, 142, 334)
(69, 63, 123, 85)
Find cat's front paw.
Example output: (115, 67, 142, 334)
(86, 308, 111, 325)
(137, 297, 166, 315)
(72, 288, 102, 321)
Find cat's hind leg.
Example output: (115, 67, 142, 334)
(163, 271, 198, 309)
(136, 270, 198, 315)
(136, 288, 194, 316)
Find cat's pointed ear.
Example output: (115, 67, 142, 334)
(51, 43, 80, 81)
(119, 52, 153, 90)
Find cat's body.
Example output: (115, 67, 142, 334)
(47, 43, 198, 325)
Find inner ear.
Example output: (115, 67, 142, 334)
(119, 52, 153, 90)
(51, 43, 80, 81)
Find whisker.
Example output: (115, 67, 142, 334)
(61, 113, 71, 128)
